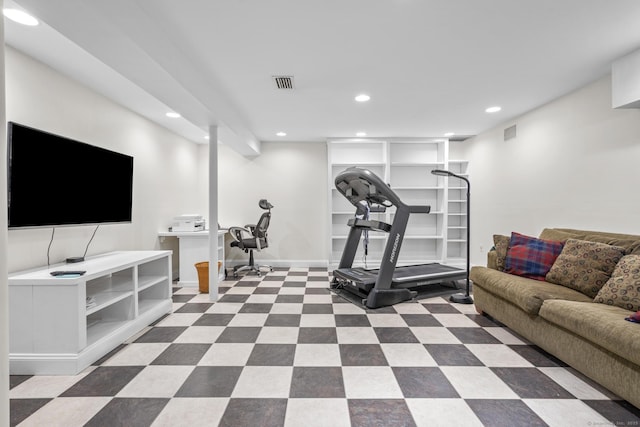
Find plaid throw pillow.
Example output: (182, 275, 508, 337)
(504, 232, 564, 280)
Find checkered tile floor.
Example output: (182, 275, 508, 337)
(10, 268, 640, 426)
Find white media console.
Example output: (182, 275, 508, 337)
(8, 250, 173, 375)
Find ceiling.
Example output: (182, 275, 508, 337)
(4, 0, 640, 156)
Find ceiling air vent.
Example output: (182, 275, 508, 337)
(272, 75, 294, 90)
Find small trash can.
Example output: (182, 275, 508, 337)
(195, 261, 223, 293)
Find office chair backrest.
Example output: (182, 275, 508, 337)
(255, 199, 273, 241)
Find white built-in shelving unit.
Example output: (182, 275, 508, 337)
(327, 138, 469, 270)
(8, 251, 172, 375)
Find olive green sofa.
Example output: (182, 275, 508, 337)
(470, 228, 640, 409)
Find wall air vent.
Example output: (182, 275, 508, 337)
(272, 75, 294, 90)
(504, 124, 517, 141)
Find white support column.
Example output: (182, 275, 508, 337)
(0, 0, 10, 422)
(208, 125, 219, 301)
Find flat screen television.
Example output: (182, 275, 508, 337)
(7, 122, 134, 228)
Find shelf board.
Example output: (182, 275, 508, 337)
(404, 235, 444, 240)
(86, 319, 129, 347)
(138, 275, 168, 292)
(86, 290, 134, 316)
(138, 298, 166, 316)
(390, 162, 444, 167)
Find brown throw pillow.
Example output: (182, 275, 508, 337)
(545, 239, 625, 297)
(594, 254, 640, 312)
(493, 234, 510, 271)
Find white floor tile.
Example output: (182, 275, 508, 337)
(381, 343, 437, 367)
(484, 327, 528, 345)
(101, 343, 170, 366)
(117, 365, 194, 397)
(393, 302, 430, 314)
(538, 367, 612, 400)
(332, 303, 366, 314)
(278, 287, 307, 295)
(367, 313, 409, 327)
(173, 326, 225, 343)
(303, 294, 333, 304)
(206, 302, 243, 313)
(294, 344, 342, 366)
(226, 313, 268, 327)
(299, 314, 336, 327)
(256, 327, 300, 344)
(406, 398, 484, 427)
(198, 343, 254, 366)
(269, 303, 304, 314)
(440, 366, 520, 399)
(284, 398, 350, 427)
(409, 327, 461, 344)
(465, 344, 533, 367)
(524, 399, 611, 427)
(335, 327, 380, 344)
(17, 397, 111, 427)
(151, 397, 229, 427)
(342, 366, 403, 398)
(245, 294, 278, 303)
(232, 366, 293, 398)
(10, 374, 90, 398)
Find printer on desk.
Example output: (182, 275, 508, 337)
(171, 214, 206, 232)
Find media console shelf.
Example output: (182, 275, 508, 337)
(8, 250, 172, 375)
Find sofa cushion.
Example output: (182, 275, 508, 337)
(584, 235, 640, 255)
(538, 228, 586, 242)
(470, 266, 592, 315)
(493, 234, 510, 271)
(594, 254, 640, 312)
(545, 239, 625, 298)
(504, 232, 564, 280)
(538, 299, 640, 367)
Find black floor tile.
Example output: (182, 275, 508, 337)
(335, 314, 371, 327)
(393, 367, 460, 398)
(61, 366, 145, 397)
(239, 303, 273, 313)
(349, 399, 416, 427)
(174, 302, 214, 313)
(290, 367, 346, 398)
(425, 344, 484, 366)
(9, 375, 32, 389)
(193, 313, 235, 326)
(374, 327, 419, 343)
(275, 294, 305, 303)
(10, 398, 51, 427)
(466, 399, 547, 427)
(216, 327, 262, 343)
(150, 343, 211, 365)
(302, 303, 333, 314)
(175, 366, 243, 397)
(491, 367, 575, 399)
(297, 327, 338, 344)
(448, 327, 502, 344)
(400, 313, 442, 327)
(84, 397, 169, 427)
(584, 400, 640, 425)
(134, 326, 188, 343)
(265, 314, 301, 327)
(247, 344, 296, 366)
(219, 398, 288, 427)
(508, 345, 568, 367)
(422, 303, 461, 313)
(340, 344, 388, 366)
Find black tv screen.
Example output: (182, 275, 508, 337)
(7, 122, 134, 228)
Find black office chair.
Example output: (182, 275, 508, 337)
(229, 199, 274, 277)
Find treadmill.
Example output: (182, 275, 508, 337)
(331, 167, 466, 308)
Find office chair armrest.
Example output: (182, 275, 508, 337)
(228, 226, 253, 242)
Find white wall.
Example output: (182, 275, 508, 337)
(457, 74, 640, 267)
(5, 47, 202, 273)
(218, 141, 328, 267)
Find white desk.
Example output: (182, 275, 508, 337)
(158, 230, 226, 286)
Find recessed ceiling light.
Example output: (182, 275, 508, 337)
(356, 132, 367, 137)
(204, 135, 210, 140)
(355, 94, 370, 102)
(3, 9, 39, 26)
(166, 112, 181, 118)
(485, 106, 502, 113)
(276, 131, 286, 136)
(444, 132, 455, 137)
